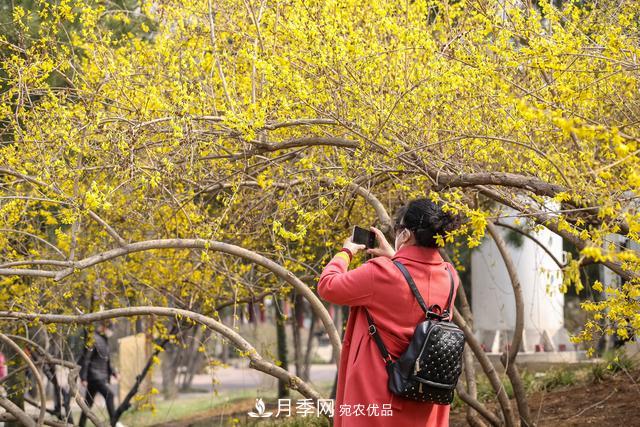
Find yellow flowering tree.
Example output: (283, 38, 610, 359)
(1, 0, 638, 425)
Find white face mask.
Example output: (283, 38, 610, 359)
(395, 228, 408, 251)
(104, 329, 114, 338)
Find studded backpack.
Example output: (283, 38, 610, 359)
(364, 260, 466, 405)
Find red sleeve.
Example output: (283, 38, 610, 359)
(317, 253, 375, 306)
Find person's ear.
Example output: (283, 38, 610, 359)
(400, 228, 410, 245)
(405, 229, 413, 244)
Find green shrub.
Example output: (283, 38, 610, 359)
(540, 367, 576, 391)
(590, 362, 611, 383)
(603, 349, 636, 374)
(590, 348, 636, 382)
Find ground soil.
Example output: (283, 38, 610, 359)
(153, 370, 640, 426)
(451, 369, 640, 426)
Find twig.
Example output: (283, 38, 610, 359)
(567, 388, 616, 420)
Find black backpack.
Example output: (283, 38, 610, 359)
(364, 260, 466, 405)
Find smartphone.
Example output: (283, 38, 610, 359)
(352, 226, 376, 249)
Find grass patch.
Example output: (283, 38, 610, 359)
(457, 355, 638, 408)
(590, 349, 636, 383)
(120, 391, 258, 426)
(117, 381, 334, 427)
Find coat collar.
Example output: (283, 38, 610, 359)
(392, 244, 444, 264)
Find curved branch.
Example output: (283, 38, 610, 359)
(0, 332, 46, 426)
(318, 177, 393, 232)
(0, 307, 324, 403)
(0, 398, 36, 427)
(195, 177, 393, 233)
(0, 239, 342, 365)
(495, 221, 564, 269)
(453, 308, 516, 427)
(452, 134, 570, 185)
(0, 413, 70, 427)
(477, 185, 637, 282)
(486, 221, 532, 427)
(0, 229, 66, 258)
(0, 167, 52, 189)
(0, 168, 126, 249)
(435, 171, 565, 198)
(486, 222, 524, 363)
(7, 335, 78, 426)
(455, 384, 501, 427)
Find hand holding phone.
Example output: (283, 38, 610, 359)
(352, 225, 376, 249)
(366, 226, 396, 258)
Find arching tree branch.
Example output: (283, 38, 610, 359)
(486, 221, 533, 427)
(0, 332, 46, 427)
(0, 307, 324, 404)
(453, 308, 516, 427)
(0, 239, 342, 365)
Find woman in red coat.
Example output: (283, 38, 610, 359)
(317, 198, 461, 427)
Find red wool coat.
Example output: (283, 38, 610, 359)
(317, 244, 460, 427)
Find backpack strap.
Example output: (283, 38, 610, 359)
(442, 263, 456, 320)
(364, 308, 393, 366)
(393, 260, 455, 319)
(364, 260, 457, 365)
(392, 261, 429, 315)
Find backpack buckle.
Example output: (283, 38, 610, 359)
(368, 324, 377, 335)
(426, 304, 445, 320)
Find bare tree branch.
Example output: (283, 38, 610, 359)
(453, 308, 516, 427)
(0, 238, 342, 365)
(486, 221, 533, 427)
(494, 221, 565, 269)
(477, 185, 637, 282)
(456, 383, 501, 427)
(0, 332, 46, 426)
(0, 307, 325, 403)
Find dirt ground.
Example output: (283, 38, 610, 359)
(451, 369, 640, 426)
(154, 369, 640, 426)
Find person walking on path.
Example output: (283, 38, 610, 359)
(317, 198, 462, 427)
(78, 320, 119, 427)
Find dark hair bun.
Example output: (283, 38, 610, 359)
(394, 198, 461, 247)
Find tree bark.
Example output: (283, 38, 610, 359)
(302, 311, 317, 381)
(291, 292, 304, 377)
(0, 306, 323, 401)
(487, 221, 533, 426)
(275, 295, 290, 398)
(454, 309, 517, 427)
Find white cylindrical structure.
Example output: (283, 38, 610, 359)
(472, 205, 570, 353)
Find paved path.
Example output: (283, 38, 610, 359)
(162, 361, 336, 396)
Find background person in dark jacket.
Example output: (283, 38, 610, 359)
(78, 320, 118, 427)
